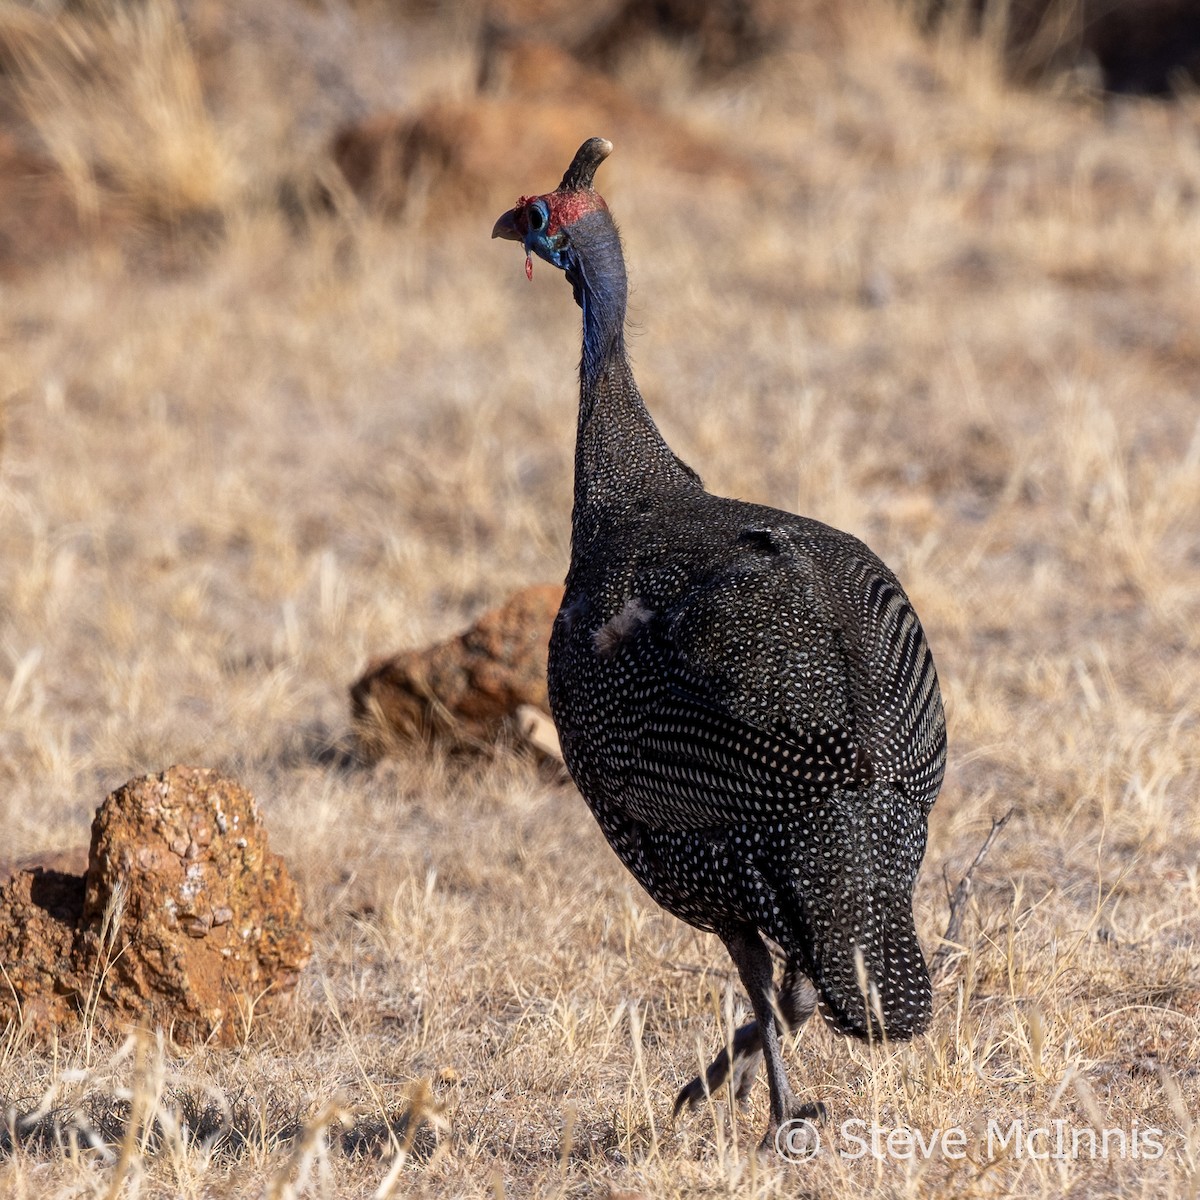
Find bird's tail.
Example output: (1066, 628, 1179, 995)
(802, 887, 932, 1042)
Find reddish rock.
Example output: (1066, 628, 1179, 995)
(0, 867, 84, 1033)
(351, 583, 562, 753)
(330, 88, 600, 220)
(80, 767, 311, 1041)
(0, 767, 310, 1046)
(331, 37, 752, 220)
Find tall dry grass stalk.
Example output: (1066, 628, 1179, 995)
(4, 0, 234, 222)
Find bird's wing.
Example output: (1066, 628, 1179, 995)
(615, 528, 945, 832)
(621, 681, 862, 830)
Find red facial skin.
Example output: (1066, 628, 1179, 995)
(514, 189, 609, 235)
(505, 189, 609, 280)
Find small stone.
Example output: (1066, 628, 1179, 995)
(183, 914, 212, 938)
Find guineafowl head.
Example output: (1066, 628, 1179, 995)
(492, 137, 624, 312)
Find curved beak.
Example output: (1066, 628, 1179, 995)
(491, 208, 523, 242)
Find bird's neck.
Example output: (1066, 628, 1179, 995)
(571, 242, 695, 540)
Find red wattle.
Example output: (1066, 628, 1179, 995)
(525, 253, 533, 281)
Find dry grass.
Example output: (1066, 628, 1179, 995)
(0, 0, 1197, 1195)
(4, 0, 233, 222)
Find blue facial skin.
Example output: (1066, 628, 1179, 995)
(524, 199, 571, 270)
(492, 196, 626, 381)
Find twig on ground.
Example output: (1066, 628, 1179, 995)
(930, 810, 1014, 981)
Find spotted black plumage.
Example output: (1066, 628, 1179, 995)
(493, 138, 948, 1148)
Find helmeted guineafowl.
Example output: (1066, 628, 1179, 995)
(493, 138, 947, 1149)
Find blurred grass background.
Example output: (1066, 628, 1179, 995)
(0, 0, 1197, 1195)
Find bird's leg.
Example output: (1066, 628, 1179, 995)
(721, 928, 791, 1143)
(721, 928, 816, 1150)
(674, 1016, 764, 1116)
(775, 958, 825, 1123)
(674, 953, 819, 1118)
(777, 957, 819, 1045)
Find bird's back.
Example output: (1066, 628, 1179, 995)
(549, 484, 946, 1039)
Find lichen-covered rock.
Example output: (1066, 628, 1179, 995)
(351, 584, 561, 754)
(0, 767, 310, 1046)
